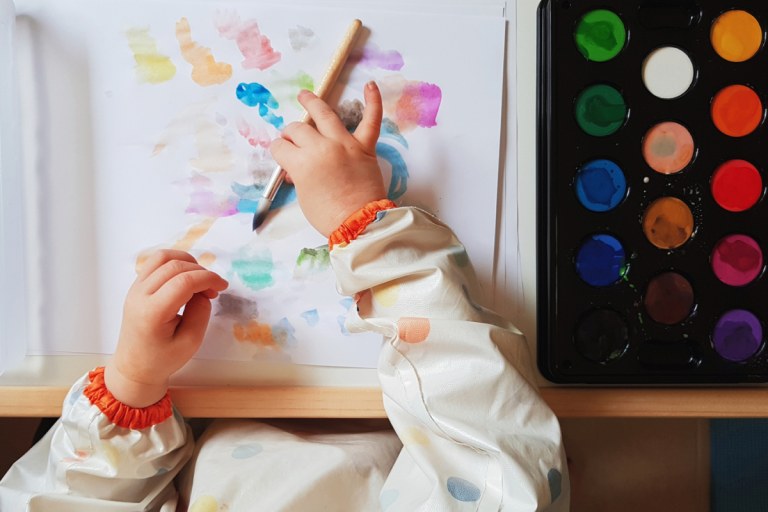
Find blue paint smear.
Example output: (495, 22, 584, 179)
(337, 315, 350, 335)
(300, 309, 319, 326)
(233, 182, 296, 213)
(575, 159, 627, 212)
(236, 82, 284, 130)
(272, 317, 297, 347)
(380, 118, 409, 148)
(377, 142, 409, 200)
(575, 233, 627, 286)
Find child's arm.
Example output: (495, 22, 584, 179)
(0, 251, 228, 510)
(275, 83, 570, 510)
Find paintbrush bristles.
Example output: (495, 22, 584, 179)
(251, 200, 272, 231)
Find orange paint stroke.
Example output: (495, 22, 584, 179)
(233, 320, 278, 348)
(198, 252, 216, 267)
(172, 218, 217, 252)
(175, 17, 232, 86)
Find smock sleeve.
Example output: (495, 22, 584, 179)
(330, 204, 570, 511)
(0, 366, 192, 511)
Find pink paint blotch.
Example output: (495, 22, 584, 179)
(216, 13, 281, 70)
(185, 190, 240, 217)
(237, 118, 272, 148)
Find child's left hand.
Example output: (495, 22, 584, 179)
(105, 250, 228, 408)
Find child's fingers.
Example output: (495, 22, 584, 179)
(270, 137, 298, 170)
(174, 292, 213, 348)
(137, 250, 198, 280)
(151, 270, 228, 320)
(353, 81, 383, 153)
(142, 260, 210, 295)
(281, 121, 323, 148)
(298, 90, 348, 140)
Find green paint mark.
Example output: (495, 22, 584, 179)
(294, 71, 314, 92)
(574, 9, 626, 62)
(233, 251, 275, 290)
(574, 84, 627, 137)
(295, 246, 330, 276)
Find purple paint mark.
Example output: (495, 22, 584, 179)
(181, 173, 239, 217)
(216, 13, 281, 70)
(350, 44, 404, 71)
(186, 189, 240, 217)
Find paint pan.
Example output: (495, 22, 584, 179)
(538, 0, 768, 383)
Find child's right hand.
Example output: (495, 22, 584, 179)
(271, 82, 387, 237)
(105, 250, 228, 408)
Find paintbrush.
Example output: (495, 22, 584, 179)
(252, 18, 363, 231)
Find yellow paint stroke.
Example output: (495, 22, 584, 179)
(233, 320, 278, 348)
(125, 27, 176, 84)
(190, 119, 234, 172)
(176, 17, 232, 86)
(172, 218, 217, 252)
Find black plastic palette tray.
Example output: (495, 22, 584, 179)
(538, 0, 768, 383)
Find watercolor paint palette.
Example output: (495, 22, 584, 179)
(537, 0, 768, 383)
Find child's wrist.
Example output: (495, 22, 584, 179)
(328, 199, 396, 249)
(104, 363, 169, 409)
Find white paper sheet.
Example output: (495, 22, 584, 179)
(18, 0, 506, 367)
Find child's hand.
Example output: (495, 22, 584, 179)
(271, 81, 387, 237)
(105, 250, 228, 408)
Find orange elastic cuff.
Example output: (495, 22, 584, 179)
(83, 367, 173, 430)
(328, 199, 397, 250)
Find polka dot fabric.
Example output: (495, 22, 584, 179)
(6, 207, 568, 511)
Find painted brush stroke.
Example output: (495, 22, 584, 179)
(380, 76, 442, 130)
(232, 249, 275, 290)
(191, 119, 235, 172)
(231, 181, 296, 214)
(233, 320, 278, 348)
(215, 293, 259, 319)
(172, 218, 217, 252)
(300, 309, 319, 326)
(295, 246, 330, 278)
(376, 142, 409, 201)
(125, 27, 176, 84)
(216, 12, 281, 70)
(236, 82, 284, 130)
(183, 173, 239, 217)
(270, 71, 315, 108)
(288, 25, 315, 51)
(175, 17, 232, 86)
(237, 118, 272, 148)
(351, 44, 404, 71)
